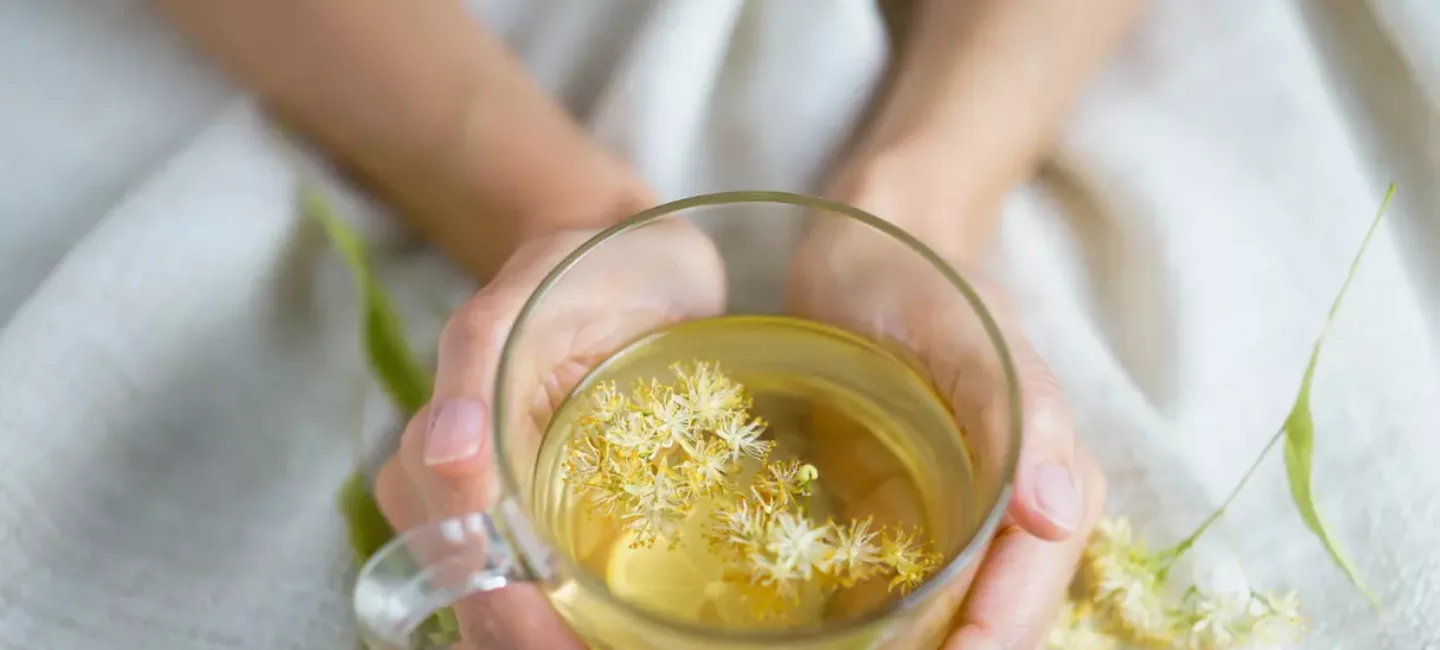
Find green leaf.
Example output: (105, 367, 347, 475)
(302, 183, 463, 643)
(338, 471, 396, 562)
(301, 184, 433, 414)
(1282, 184, 1394, 607)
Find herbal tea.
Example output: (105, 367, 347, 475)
(533, 315, 974, 634)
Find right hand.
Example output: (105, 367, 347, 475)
(374, 219, 726, 649)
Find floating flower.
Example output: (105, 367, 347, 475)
(712, 413, 774, 462)
(828, 518, 882, 586)
(673, 361, 748, 428)
(561, 434, 605, 485)
(640, 388, 697, 455)
(585, 381, 627, 424)
(764, 511, 834, 581)
(879, 527, 940, 591)
(559, 361, 940, 616)
(712, 497, 767, 551)
(679, 438, 734, 496)
(601, 410, 661, 457)
(752, 459, 817, 511)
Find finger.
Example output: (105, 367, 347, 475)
(374, 456, 425, 532)
(1006, 340, 1084, 542)
(409, 244, 567, 517)
(944, 447, 1105, 650)
(454, 587, 587, 650)
(405, 298, 581, 649)
(397, 401, 498, 521)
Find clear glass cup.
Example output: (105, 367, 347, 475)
(353, 191, 1022, 650)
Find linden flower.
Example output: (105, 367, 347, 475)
(1047, 600, 1119, 650)
(673, 361, 748, 427)
(828, 518, 883, 586)
(753, 459, 817, 511)
(878, 527, 940, 591)
(601, 410, 661, 457)
(764, 511, 834, 581)
(712, 497, 767, 550)
(623, 461, 686, 510)
(558, 361, 942, 616)
(623, 501, 686, 547)
(585, 381, 627, 424)
(1086, 517, 1175, 643)
(1092, 553, 1172, 641)
(749, 553, 804, 601)
(1247, 591, 1306, 646)
(1184, 594, 1247, 649)
(712, 413, 774, 462)
(620, 461, 691, 543)
(639, 388, 697, 455)
(1173, 589, 1307, 650)
(561, 434, 604, 485)
(679, 438, 734, 495)
(587, 477, 631, 515)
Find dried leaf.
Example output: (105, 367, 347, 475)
(1282, 184, 1393, 606)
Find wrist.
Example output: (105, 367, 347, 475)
(508, 156, 655, 244)
(825, 141, 1004, 265)
(442, 95, 655, 277)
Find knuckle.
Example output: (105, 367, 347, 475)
(1022, 388, 1075, 445)
(441, 303, 501, 352)
(440, 291, 522, 355)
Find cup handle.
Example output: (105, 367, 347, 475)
(353, 498, 538, 649)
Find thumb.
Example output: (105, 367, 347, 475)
(1006, 342, 1084, 542)
(395, 270, 586, 650)
(401, 234, 586, 519)
(399, 282, 527, 520)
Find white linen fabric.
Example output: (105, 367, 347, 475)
(1, 0, 1435, 648)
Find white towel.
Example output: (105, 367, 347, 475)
(1, 0, 1435, 648)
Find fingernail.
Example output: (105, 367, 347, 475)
(1031, 462, 1082, 532)
(425, 399, 487, 466)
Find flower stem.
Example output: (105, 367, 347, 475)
(1158, 427, 1285, 567)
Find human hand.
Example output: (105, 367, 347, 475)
(786, 194, 1106, 650)
(373, 219, 726, 649)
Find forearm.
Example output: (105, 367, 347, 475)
(839, 0, 1146, 260)
(153, 0, 649, 279)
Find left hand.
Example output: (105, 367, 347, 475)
(786, 190, 1106, 650)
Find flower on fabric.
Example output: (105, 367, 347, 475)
(1047, 600, 1120, 650)
(1086, 518, 1175, 643)
(1058, 516, 1310, 650)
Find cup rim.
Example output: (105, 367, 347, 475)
(491, 190, 1022, 642)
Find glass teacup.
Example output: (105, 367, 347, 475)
(353, 192, 1022, 650)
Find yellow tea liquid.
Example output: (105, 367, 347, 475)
(532, 315, 973, 647)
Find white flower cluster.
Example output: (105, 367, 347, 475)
(1048, 517, 1307, 650)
